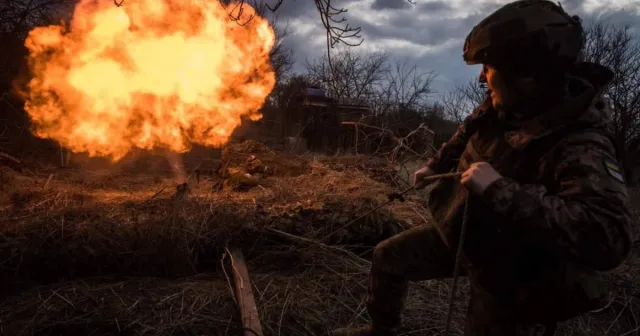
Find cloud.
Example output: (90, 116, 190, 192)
(417, 1, 454, 13)
(371, 0, 411, 10)
(271, 0, 640, 96)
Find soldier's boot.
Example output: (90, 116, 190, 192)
(328, 326, 396, 336)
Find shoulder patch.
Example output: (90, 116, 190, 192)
(603, 157, 625, 184)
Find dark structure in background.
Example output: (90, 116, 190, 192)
(299, 87, 340, 152)
(300, 88, 371, 153)
(275, 87, 459, 156)
(273, 86, 372, 154)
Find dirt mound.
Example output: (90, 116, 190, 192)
(221, 140, 311, 177)
(0, 156, 428, 292)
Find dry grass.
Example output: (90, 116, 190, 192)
(0, 143, 638, 335)
(0, 276, 241, 335)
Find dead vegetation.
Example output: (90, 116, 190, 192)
(0, 141, 638, 336)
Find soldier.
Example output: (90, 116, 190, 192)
(330, 1, 633, 335)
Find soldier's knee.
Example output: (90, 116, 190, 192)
(372, 240, 389, 264)
(372, 236, 401, 267)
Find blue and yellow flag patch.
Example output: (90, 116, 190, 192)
(603, 157, 625, 184)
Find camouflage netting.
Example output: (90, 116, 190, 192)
(0, 141, 638, 336)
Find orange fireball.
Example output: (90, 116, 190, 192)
(23, 0, 276, 161)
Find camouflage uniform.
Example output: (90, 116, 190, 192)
(361, 61, 633, 336)
(331, 1, 633, 336)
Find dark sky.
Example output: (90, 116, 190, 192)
(266, 0, 640, 97)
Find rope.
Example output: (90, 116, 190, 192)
(320, 172, 462, 242)
(444, 191, 470, 336)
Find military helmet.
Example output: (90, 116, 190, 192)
(463, 0, 584, 71)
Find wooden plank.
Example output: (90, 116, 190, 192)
(229, 247, 264, 336)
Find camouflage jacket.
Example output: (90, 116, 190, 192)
(425, 62, 633, 323)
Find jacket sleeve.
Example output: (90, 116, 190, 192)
(425, 121, 469, 173)
(481, 133, 633, 271)
(425, 99, 491, 173)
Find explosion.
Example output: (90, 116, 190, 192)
(22, 0, 276, 161)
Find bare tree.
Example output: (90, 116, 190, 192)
(439, 90, 471, 124)
(306, 48, 389, 105)
(439, 79, 488, 123)
(581, 21, 640, 182)
(374, 60, 436, 116)
(306, 50, 436, 120)
(307, 52, 440, 160)
(459, 78, 488, 107)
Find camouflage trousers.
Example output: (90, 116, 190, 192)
(367, 225, 557, 336)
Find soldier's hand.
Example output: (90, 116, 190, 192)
(413, 166, 436, 190)
(461, 162, 502, 195)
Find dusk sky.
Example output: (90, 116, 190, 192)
(269, 0, 640, 97)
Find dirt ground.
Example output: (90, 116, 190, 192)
(0, 143, 638, 336)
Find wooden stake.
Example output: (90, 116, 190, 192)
(44, 174, 54, 190)
(229, 248, 264, 336)
(0, 151, 20, 164)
